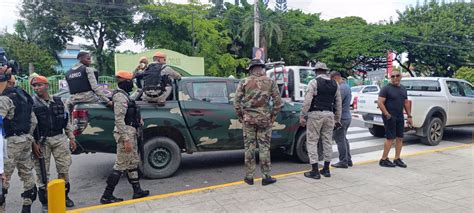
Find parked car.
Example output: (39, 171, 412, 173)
(350, 85, 380, 107)
(71, 77, 308, 179)
(354, 77, 474, 145)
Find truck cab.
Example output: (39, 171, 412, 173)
(266, 65, 316, 102)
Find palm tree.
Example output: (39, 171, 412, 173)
(241, 3, 283, 57)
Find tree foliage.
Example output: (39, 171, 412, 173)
(455, 67, 474, 84)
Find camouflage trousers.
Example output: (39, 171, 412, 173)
(306, 111, 334, 164)
(33, 134, 72, 188)
(142, 86, 172, 104)
(243, 124, 272, 179)
(113, 126, 140, 171)
(3, 134, 36, 206)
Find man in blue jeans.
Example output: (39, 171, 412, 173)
(330, 71, 353, 168)
(377, 71, 413, 168)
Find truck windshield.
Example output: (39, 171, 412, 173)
(401, 80, 441, 91)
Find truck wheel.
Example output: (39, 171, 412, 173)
(421, 117, 444, 146)
(369, 125, 385, 138)
(294, 130, 309, 163)
(141, 137, 181, 179)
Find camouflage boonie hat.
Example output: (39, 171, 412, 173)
(247, 59, 266, 71)
(314, 62, 329, 71)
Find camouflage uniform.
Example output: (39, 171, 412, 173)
(234, 70, 282, 179)
(0, 96, 14, 213)
(67, 62, 110, 105)
(301, 74, 342, 164)
(31, 94, 75, 207)
(3, 110, 37, 210)
(100, 87, 148, 204)
(142, 64, 181, 104)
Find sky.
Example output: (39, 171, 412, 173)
(0, 0, 422, 52)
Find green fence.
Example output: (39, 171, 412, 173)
(16, 75, 117, 95)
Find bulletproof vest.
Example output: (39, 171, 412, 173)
(33, 96, 67, 139)
(143, 63, 168, 91)
(113, 90, 141, 128)
(309, 77, 338, 112)
(66, 65, 96, 94)
(2, 87, 33, 137)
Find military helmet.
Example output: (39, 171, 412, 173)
(247, 59, 266, 71)
(314, 62, 329, 71)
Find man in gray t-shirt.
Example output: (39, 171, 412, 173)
(330, 71, 352, 168)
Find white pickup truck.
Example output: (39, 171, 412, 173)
(354, 77, 474, 145)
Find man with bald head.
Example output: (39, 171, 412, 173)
(378, 71, 412, 168)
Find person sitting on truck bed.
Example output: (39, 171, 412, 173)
(139, 52, 182, 106)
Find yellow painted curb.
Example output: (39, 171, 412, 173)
(69, 143, 474, 213)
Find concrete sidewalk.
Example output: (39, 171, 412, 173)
(77, 145, 474, 213)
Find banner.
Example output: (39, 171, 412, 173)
(252, 48, 265, 60)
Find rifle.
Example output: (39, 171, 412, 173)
(34, 129, 48, 189)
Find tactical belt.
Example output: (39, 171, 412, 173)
(40, 130, 63, 138)
(309, 107, 333, 112)
(5, 130, 28, 138)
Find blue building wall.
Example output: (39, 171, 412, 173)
(55, 46, 81, 73)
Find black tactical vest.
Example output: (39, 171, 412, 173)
(143, 63, 167, 91)
(2, 87, 33, 137)
(309, 77, 338, 112)
(66, 65, 97, 94)
(33, 96, 68, 139)
(113, 90, 141, 128)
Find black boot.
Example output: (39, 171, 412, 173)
(65, 182, 75, 207)
(38, 187, 48, 210)
(243, 177, 254, 185)
(127, 168, 150, 199)
(261, 176, 277, 186)
(320, 161, 331, 177)
(21, 205, 31, 213)
(100, 170, 124, 204)
(304, 163, 321, 179)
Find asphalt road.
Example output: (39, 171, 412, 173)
(5, 118, 473, 213)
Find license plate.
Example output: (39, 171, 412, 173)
(373, 115, 383, 123)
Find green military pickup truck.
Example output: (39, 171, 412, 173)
(72, 77, 309, 179)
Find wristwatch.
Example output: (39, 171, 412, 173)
(407, 115, 412, 118)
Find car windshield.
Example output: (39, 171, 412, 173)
(401, 80, 441, 91)
(351, 87, 363, 92)
(299, 69, 316, 84)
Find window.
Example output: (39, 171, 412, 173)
(368, 86, 379, 92)
(401, 80, 441, 92)
(362, 87, 369, 93)
(446, 81, 462, 97)
(192, 82, 229, 103)
(299, 69, 316, 84)
(351, 87, 363, 92)
(460, 82, 474, 98)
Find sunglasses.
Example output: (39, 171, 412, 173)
(390, 74, 401, 78)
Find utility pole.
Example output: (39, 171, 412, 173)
(253, 0, 260, 48)
(192, 12, 196, 56)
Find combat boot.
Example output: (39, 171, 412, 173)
(304, 163, 321, 179)
(132, 183, 150, 199)
(261, 176, 277, 186)
(100, 170, 124, 204)
(320, 161, 331, 177)
(65, 183, 75, 207)
(21, 205, 31, 213)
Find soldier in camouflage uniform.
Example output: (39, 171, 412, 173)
(30, 76, 78, 210)
(300, 62, 342, 180)
(234, 59, 282, 186)
(139, 52, 182, 106)
(65, 52, 112, 110)
(1, 67, 38, 213)
(100, 71, 149, 204)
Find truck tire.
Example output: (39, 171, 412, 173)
(368, 125, 385, 138)
(141, 137, 181, 179)
(421, 117, 444, 146)
(294, 130, 309, 163)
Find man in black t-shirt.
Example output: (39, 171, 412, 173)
(377, 71, 413, 168)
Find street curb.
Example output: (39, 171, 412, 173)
(68, 142, 474, 213)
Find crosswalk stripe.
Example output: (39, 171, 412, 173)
(332, 138, 385, 151)
(347, 132, 374, 140)
(347, 127, 367, 132)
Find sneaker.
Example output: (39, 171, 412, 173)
(243, 177, 254, 185)
(393, 158, 407, 168)
(262, 177, 277, 186)
(379, 158, 396, 168)
(304, 171, 321, 179)
(331, 162, 349, 169)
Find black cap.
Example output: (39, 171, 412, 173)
(247, 59, 265, 71)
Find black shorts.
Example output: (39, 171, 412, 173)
(382, 115, 404, 139)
